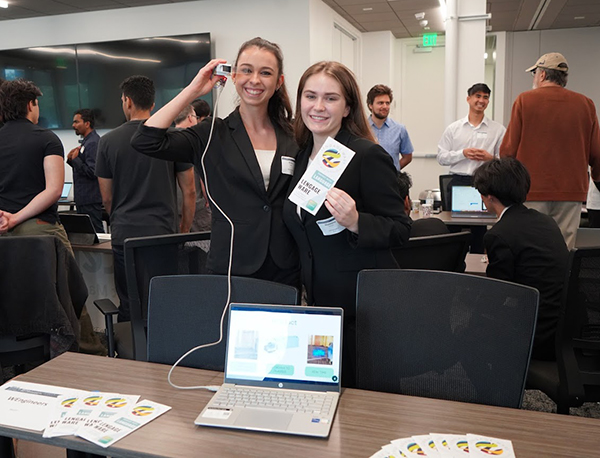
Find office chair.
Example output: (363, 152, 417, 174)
(439, 174, 454, 211)
(392, 231, 470, 272)
(146, 275, 299, 370)
(0, 236, 86, 381)
(94, 232, 210, 361)
(356, 269, 539, 408)
(527, 247, 600, 414)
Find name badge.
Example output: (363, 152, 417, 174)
(80, 145, 85, 154)
(476, 131, 487, 139)
(281, 156, 295, 176)
(316, 216, 345, 236)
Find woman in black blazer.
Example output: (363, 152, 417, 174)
(283, 62, 411, 386)
(132, 38, 299, 287)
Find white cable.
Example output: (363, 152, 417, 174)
(168, 81, 235, 390)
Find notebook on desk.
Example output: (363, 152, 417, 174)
(195, 303, 343, 438)
(451, 186, 496, 218)
(59, 213, 99, 245)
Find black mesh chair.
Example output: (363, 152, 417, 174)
(527, 247, 600, 414)
(392, 231, 470, 272)
(356, 269, 539, 408)
(95, 232, 210, 360)
(439, 174, 454, 211)
(146, 275, 299, 370)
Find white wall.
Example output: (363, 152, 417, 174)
(309, 0, 362, 74)
(506, 27, 600, 123)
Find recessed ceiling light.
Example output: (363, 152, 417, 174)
(574, 16, 585, 20)
(363, 7, 373, 11)
(0, 1, 9, 8)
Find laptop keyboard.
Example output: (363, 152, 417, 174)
(212, 386, 334, 415)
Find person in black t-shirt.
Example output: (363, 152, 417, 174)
(0, 79, 70, 249)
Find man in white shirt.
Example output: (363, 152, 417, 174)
(437, 83, 506, 253)
(437, 83, 506, 185)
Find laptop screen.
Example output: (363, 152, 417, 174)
(61, 182, 72, 199)
(224, 304, 343, 391)
(451, 186, 486, 212)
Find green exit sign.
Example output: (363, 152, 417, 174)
(423, 33, 438, 47)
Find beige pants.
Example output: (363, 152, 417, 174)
(524, 201, 581, 250)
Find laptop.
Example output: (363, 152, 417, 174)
(59, 213, 99, 245)
(58, 182, 73, 203)
(451, 186, 496, 218)
(195, 303, 343, 438)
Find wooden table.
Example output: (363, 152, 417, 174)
(465, 252, 488, 276)
(413, 210, 498, 226)
(1, 353, 598, 457)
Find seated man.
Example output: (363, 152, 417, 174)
(397, 172, 448, 237)
(473, 157, 569, 360)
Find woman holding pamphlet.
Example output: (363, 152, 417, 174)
(283, 62, 411, 387)
(131, 38, 299, 288)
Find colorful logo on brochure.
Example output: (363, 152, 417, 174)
(105, 397, 128, 409)
(61, 397, 78, 408)
(132, 405, 155, 416)
(322, 148, 341, 168)
(83, 395, 102, 406)
(475, 441, 504, 455)
(456, 440, 469, 453)
(406, 442, 426, 456)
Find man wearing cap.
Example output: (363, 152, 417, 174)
(500, 52, 600, 249)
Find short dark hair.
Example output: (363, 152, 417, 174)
(0, 79, 42, 121)
(74, 108, 95, 129)
(397, 171, 412, 200)
(119, 75, 155, 110)
(192, 99, 210, 119)
(467, 83, 491, 96)
(473, 158, 530, 207)
(541, 67, 568, 87)
(366, 84, 393, 106)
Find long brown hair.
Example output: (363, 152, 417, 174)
(294, 61, 374, 148)
(234, 37, 293, 136)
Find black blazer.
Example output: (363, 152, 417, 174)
(484, 204, 569, 359)
(283, 129, 411, 315)
(131, 109, 299, 275)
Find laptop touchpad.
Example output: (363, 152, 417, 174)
(234, 409, 293, 431)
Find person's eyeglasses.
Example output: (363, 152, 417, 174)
(194, 116, 202, 120)
(531, 69, 537, 76)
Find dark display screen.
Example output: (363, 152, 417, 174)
(0, 33, 211, 129)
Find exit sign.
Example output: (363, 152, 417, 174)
(423, 33, 438, 47)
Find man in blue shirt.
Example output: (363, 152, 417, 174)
(367, 84, 414, 171)
(68, 108, 104, 233)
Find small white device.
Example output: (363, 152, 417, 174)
(215, 63, 232, 77)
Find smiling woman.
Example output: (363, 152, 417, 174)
(282, 61, 412, 388)
(130, 37, 300, 288)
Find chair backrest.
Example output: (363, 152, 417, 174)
(123, 232, 210, 361)
(146, 275, 299, 370)
(392, 231, 470, 272)
(356, 269, 539, 408)
(575, 228, 600, 248)
(0, 236, 84, 378)
(439, 174, 454, 211)
(556, 247, 600, 405)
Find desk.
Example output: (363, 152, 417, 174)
(412, 211, 497, 226)
(465, 253, 487, 276)
(72, 241, 116, 331)
(1, 353, 598, 458)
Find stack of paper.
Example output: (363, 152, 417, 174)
(0, 380, 170, 449)
(370, 433, 516, 457)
